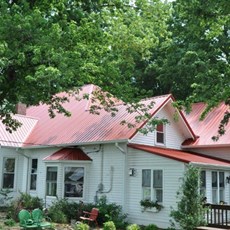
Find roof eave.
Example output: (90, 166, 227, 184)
(182, 144, 230, 149)
(21, 139, 129, 149)
(190, 162, 230, 170)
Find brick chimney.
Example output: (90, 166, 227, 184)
(16, 103, 27, 115)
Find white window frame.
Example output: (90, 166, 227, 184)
(200, 170, 206, 197)
(155, 124, 165, 146)
(142, 169, 164, 203)
(2, 158, 15, 189)
(212, 171, 225, 204)
(46, 166, 58, 197)
(63, 166, 85, 199)
(30, 158, 38, 191)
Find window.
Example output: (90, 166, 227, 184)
(3, 158, 15, 189)
(200, 170, 206, 197)
(142, 169, 163, 202)
(156, 124, 165, 145)
(46, 167, 57, 196)
(64, 167, 84, 198)
(212, 171, 225, 204)
(30, 159, 38, 190)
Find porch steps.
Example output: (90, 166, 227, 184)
(196, 227, 230, 230)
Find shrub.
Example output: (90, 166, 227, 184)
(145, 224, 159, 230)
(170, 165, 207, 230)
(7, 192, 44, 221)
(47, 198, 85, 223)
(74, 222, 90, 230)
(48, 207, 68, 223)
(4, 218, 16, 226)
(127, 224, 140, 230)
(96, 196, 128, 229)
(103, 221, 116, 230)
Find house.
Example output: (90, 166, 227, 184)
(0, 84, 229, 229)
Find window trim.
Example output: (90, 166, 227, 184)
(142, 169, 164, 203)
(63, 166, 85, 199)
(30, 158, 38, 191)
(212, 171, 225, 204)
(2, 157, 16, 189)
(155, 124, 165, 146)
(46, 166, 58, 197)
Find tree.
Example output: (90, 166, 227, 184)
(0, 0, 170, 131)
(135, 0, 230, 139)
(170, 165, 207, 230)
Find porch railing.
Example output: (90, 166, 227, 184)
(204, 203, 230, 229)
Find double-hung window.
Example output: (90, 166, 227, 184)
(30, 159, 38, 190)
(3, 158, 15, 189)
(156, 124, 165, 145)
(46, 167, 57, 196)
(212, 171, 225, 204)
(64, 167, 84, 198)
(142, 169, 163, 203)
(200, 170, 206, 197)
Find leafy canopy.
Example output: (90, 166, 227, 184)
(0, 0, 170, 131)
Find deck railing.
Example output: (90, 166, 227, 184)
(204, 203, 230, 229)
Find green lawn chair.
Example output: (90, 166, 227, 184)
(18, 209, 39, 229)
(32, 208, 52, 229)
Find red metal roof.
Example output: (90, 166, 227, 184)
(0, 115, 38, 147)
(182, 102, 230, 147)
(128, 144, 230, 166)
(24, 85, 173, 147)
(43, 148, 92, 161)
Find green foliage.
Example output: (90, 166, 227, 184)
(96, 196, 128, 229)
(7, 193, 44, 221)
(127, 224, 140, 230)
(144, 224, 159, 230)
(74, 222, 90, 230)
(170, 165, 207, 230)
(4, 218, 16, 226)
(103, 221, 116, 230)
(47, 198, 84, 223)
(140, 199, 163, 211)
(0, 0, 171, 132)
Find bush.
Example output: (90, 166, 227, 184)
(7, 193, 44, 221)
(74, 222, 90, 230)
(170, 165, 207, 230)
(96, 196, 128, 229)
(103, 221, 116, 230)
(4, 218, 16, 226)
(127, 224, 140, 230)
(47, 198, 86, 223)
(145, 224, 159, 230)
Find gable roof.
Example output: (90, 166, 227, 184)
(129, 144, 230, 167)
(22, 85, 174, 147)
(43, 148, 92, 161)
(182, 102, 230, 147)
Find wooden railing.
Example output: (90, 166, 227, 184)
(204, 203, 230, 229)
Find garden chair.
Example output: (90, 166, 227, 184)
(32, 208, 52, 229)
(80, 207, 99, 227)
(18, 209, 38, 229)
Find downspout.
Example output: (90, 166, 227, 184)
(16, 148, 30, 194)
(115, 142, 128, 212)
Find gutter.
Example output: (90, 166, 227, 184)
(190, 162, 230, 170)
(21, 139, 128, 149)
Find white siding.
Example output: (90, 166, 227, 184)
(87, 143, 126, 207)
(131, 104, 186, 149)
(126, 147, 186, 229)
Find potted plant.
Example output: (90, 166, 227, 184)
(140, 199, 163, 212)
